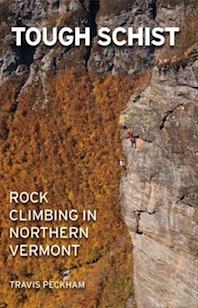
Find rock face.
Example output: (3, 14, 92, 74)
(88, 0, 156, 76)
(0, 0, 157, 84)
(120, 55, 198, 307)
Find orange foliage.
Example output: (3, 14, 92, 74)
(0, 68, 135, 307)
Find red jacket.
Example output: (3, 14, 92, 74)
(127, 131, 133, 139)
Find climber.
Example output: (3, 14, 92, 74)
(127, 129, 136, 148)
(118, 160, 126, 171)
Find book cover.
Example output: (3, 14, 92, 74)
(0, 1, 197, 307)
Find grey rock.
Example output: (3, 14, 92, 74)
(0, 0, 157, 81)
(156, 4, 184, 28)
(10, 0, 48, 22)
(120, 56, 198, 308)
(0, 0, 88, 83)
(126, 294, 136, 308)
(88, 3, 156, 76)
(0, 48, 18, 82)
(119, 56, 198, 141)
(16, 64, 28, 75)
(9, 0, 84, 24)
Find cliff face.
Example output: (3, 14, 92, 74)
(119, 2, 198, 306)
(0, 0, 157, 85)
(120, 51, 198, 307)
(88, 0, 156, 75)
